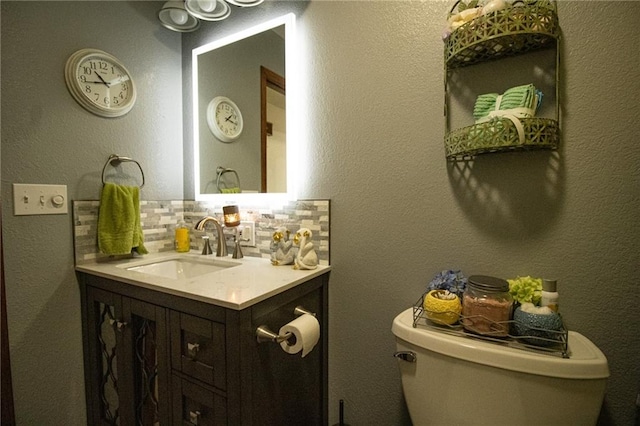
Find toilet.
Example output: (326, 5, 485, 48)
(392, 307, 609, 425)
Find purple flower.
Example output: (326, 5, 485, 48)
(427, 270, 467, 297)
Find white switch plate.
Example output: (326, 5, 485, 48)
(13, 183, 68, 216)
(240, 221, 256, 247)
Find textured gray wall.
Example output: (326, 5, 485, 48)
(2, 1, 639, 425)
(1, 1, 181, 424)
(292, 1, 639, 425)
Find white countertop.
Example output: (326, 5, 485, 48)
(76, 251, 331, 310)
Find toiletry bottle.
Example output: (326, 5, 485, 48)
(541, 279, 559, 312)
(175, 221, 190, 253)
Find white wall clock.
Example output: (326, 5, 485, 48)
(206, 96, 244, 143)
(65, 48, 136, 118)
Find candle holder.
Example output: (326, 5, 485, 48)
(222, 205, 244, 259)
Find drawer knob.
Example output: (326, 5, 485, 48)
(108, 319, 127, 332)
(187, 342, 200, 359)
(189, 410, 201, 425)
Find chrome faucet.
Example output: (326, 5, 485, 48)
(194, 216, 228, 257)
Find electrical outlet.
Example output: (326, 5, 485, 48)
(13, 183, 68, 216)
(240, 221, 255, 247)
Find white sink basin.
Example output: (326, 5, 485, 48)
(124, 257, 240, 280)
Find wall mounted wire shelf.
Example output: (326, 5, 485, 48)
(445, 117, 559, 160)
(444, 0, 560, 69)
(412, 294, 570, 358)
(443, 0, 560, 160)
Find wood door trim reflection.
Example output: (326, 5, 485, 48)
(260, 66, 285, 193)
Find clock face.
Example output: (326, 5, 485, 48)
(206, 96, 244, 142)
(65, 49, 136, 118)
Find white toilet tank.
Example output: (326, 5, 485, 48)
(392, 307, 609, 426)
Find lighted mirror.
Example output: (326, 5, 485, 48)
(193, 13, 297, 203)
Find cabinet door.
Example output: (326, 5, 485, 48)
(85, 287, 130, 426)
(122, 297, 171, 425)
(85, 287, 170, 425)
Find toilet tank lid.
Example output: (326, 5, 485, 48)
(392, 308, 609, 380)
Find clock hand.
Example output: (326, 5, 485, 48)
(107, 75, 130, 86)
(94, 72, 110, 87)
(224, 115, 237, 125)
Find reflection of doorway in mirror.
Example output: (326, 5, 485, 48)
(261, 66, 286, 193)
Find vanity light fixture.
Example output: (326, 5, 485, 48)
(158, 1, 200, 32)
(185, 0, 231, 21)
(224, 0, 265, 7)
(160, 0, 265, 32)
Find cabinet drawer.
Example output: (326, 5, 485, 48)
(170, 311, 226, 389)
(172, 375, 227, 426)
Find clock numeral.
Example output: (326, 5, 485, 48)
(113, 92, 127, 105)
(85, 85, 92, 93)
(82, 66, 92, 75)
(87, 60, 108, 71)
(103, 97, 110, 106)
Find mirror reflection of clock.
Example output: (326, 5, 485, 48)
(206, 96, 244, 143)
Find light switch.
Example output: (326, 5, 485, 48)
(13, 184, 68, 216)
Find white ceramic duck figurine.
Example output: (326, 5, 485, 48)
(292, 228, 319, 270)
(270, 227, 295, 266)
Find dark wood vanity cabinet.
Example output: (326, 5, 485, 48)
(78, 271, 329, 426)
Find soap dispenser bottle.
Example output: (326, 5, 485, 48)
(175, 221, 190, 253)
(541, 279, 559, 312)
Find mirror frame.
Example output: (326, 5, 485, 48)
(193, 13, 297, 204)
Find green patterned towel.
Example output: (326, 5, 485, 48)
(473, 84, 539, 122)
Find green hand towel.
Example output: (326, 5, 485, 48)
(221, 187, 240, 194)
(98, 183, 148, 255)
(473, 84, 538, 121)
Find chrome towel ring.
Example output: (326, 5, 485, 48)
(101, 154, 145, 188)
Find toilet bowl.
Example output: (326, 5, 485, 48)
(392, 307, 609, 426)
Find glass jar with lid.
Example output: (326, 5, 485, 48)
(461, 275, 513, 337)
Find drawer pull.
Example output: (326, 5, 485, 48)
(187, 342, 200, 359)
(189, 410, 201, 425)
(108, 319, 128, 332)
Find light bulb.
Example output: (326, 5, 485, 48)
(197, 0, 217, 12)
(169, 9, 188, 25)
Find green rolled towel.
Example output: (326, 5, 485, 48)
(473, 84, 539, 121)
(98, 183, 148, 255)
(221, 187, 240, 194)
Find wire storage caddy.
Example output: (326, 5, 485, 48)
(412, 292, 569, 358)
(443, 0, 561, 160)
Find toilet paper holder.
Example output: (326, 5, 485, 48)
(256, 305, 316, 344)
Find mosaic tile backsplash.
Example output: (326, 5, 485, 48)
(73, 199, 330, 265)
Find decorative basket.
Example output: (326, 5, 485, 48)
(445, 0, 560, 68)
(444, 117, 559, 160)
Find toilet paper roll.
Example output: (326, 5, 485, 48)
(279, 313, 320, 357)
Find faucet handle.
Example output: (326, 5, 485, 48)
(201, 236, 213, 255)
